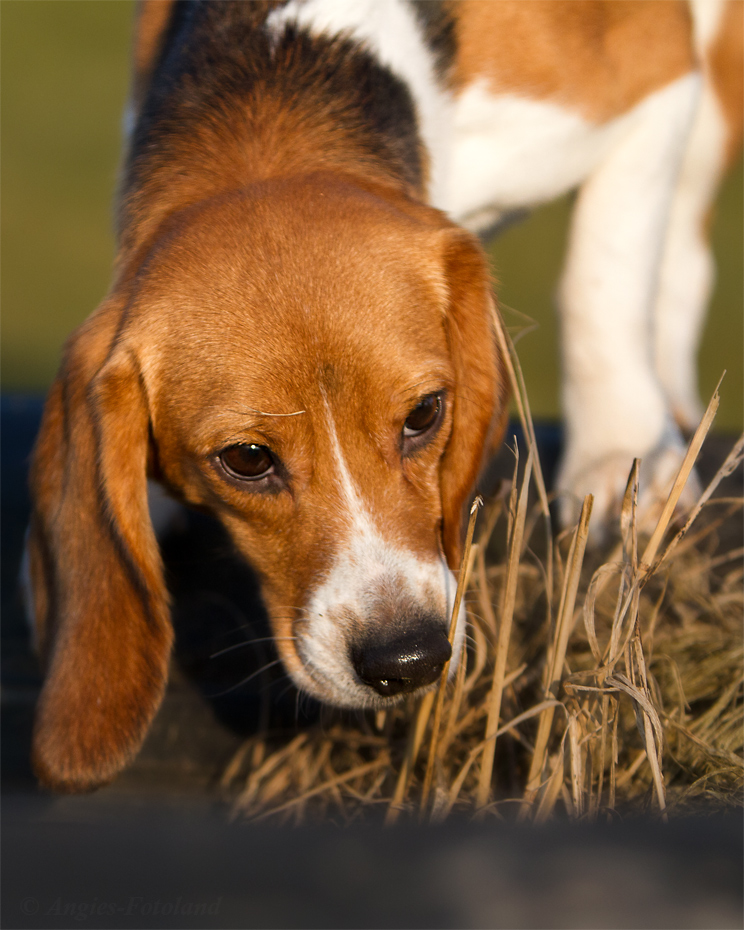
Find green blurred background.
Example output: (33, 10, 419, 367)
(2, 1, 742, 428)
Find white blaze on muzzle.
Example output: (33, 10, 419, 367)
(291, 400, 465, 707)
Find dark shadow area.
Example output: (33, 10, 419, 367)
(2, 793, 742, 930)
(162, 508, 321, 737)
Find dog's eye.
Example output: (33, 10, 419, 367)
(219, 443, 275, 480)
(403, 393, 443, 440)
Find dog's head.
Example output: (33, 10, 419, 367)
(26, 174, 507, 790)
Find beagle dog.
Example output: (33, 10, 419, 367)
(26, 1, 742, 791)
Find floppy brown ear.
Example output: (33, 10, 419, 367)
(439, 229, 509, 566)
(26, 308, 172, 792)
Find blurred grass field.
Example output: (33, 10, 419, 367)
(2, 0, 742, 429)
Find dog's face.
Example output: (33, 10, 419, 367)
(27, 175, 506, 789)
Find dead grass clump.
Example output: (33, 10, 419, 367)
(222, 332, 743, 825)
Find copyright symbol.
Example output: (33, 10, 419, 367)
(21, 898, 39, 915)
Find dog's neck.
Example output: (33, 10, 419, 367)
(118, 0, 430, 269)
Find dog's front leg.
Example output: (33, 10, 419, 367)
(556, 73, 702, 536)
(653, 79, 730, 433)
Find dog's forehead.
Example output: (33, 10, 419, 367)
(138, 175, 448, 304)
(130, 179, 453, 412)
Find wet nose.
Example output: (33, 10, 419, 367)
(351, 620, 452, 697)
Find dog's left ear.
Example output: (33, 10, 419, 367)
(26, 311, 172, 792)
(439, 228, 509, 565)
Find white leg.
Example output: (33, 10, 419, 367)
(556, 75, 701, 534)
(654, 83, 727, 431)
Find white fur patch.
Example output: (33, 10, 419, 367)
(689, 0, 727, 54)
(443, 82, 648, 228)
(265, 0, 453, 203)
(292, 401, 465, 707)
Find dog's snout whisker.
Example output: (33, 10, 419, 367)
(210, 635, 296, 660)
(208, 657, 286, 698)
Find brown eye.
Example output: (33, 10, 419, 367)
(219, 443, 275, 480)
(403, 393, 443, 439)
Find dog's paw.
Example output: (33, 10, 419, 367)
(556, 438, 700, 544)
(557, 453, 636, 543)
(636, 440, 701, 521)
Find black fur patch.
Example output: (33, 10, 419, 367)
(125, 0, 424, 211)
(408, 0, 457, 83)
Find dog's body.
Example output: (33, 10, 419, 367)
(27, 0, 742, 790)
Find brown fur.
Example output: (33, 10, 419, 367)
(29, 162, 506, 789)
(451, 0, 696, 123)
(119, 2, 426, 269)
(29, 302, 172, 791)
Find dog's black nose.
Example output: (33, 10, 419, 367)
(351, 621, 452, 697)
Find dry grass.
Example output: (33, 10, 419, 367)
(223, 333, 743, 826)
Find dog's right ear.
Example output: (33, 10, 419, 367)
(25, 304, 172, 792)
